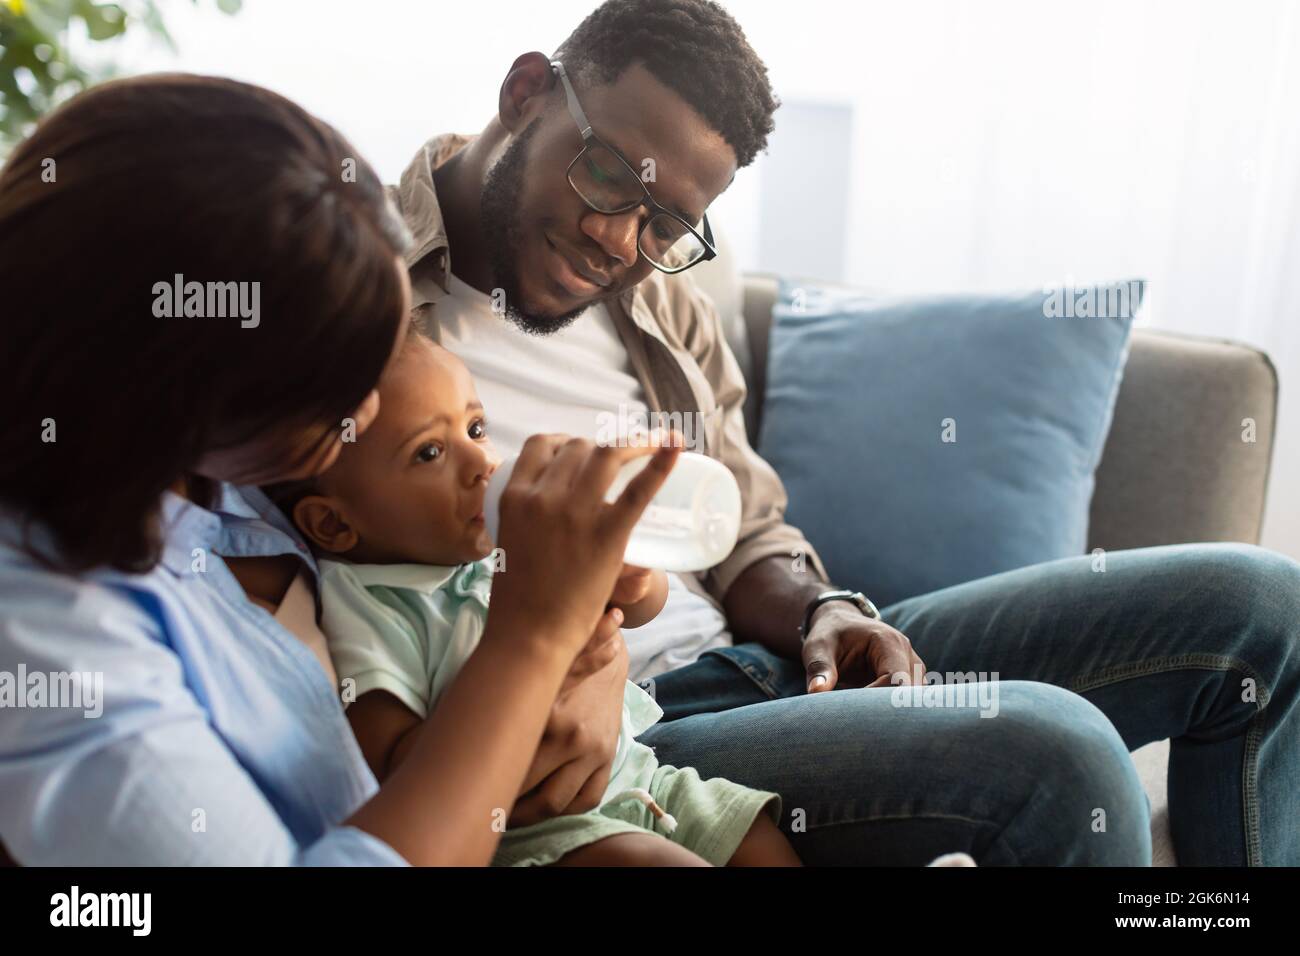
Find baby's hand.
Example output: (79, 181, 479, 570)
(610, 563, 655, 606)
(607, 564, 668, 629)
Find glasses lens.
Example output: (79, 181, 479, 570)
(640, 213, 706, 270)
(569, 143, 643, 213)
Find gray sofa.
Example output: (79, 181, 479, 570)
(692, 256, 1279, 867)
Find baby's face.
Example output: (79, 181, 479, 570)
(301, 336, 500, 566)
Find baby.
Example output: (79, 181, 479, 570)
(272, 330, 798, 866)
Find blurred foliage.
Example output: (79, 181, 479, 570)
(0, 0, 242, 152)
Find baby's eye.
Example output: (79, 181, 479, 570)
(468, 418, 487, 440)
(415, 442, 442, 464)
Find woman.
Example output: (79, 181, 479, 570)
(0, 74, 669, 865)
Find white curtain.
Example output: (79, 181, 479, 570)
(713, 0, 1300, 559)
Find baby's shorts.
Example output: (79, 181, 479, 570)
(491, 764, 781, 867)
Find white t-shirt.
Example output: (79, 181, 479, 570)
(437, 272, 732, 680)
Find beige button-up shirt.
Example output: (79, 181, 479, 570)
(390, 134, 828, 612)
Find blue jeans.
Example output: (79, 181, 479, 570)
(637, 543, 1300, 865)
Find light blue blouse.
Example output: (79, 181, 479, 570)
(0, 484, 406, 865)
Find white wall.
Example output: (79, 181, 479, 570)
(115, 0, 1300, 558)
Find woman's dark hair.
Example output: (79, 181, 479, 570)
(554, 0, 779, 168)
(0, 73, 410, 573)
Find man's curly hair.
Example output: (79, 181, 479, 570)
(553, 0, 779, 168)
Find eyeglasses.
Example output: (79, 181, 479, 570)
(551, 60, 717, 275)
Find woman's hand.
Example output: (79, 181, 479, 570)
(483, 432, 681, 826)
(484, 433, 681, 656)
(555, 605, 625, 699)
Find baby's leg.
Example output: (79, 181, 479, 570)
(552, 832, 711, 867)
(726, 813, 802, 866)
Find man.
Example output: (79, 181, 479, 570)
(391, 0, 1300, 865)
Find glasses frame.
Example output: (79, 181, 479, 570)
(551, 59, 717, 275)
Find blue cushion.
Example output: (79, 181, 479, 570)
(758, 279, 1140, 609)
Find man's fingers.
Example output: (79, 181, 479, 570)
(803, 645, 839, 693)
(909, 651, 927, 683)
(875, 644, 919, 685)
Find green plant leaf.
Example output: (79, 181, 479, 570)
(74, 1, 128, 42)
(3, 0, 244, 152)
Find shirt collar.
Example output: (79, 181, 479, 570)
(322, 557, 493, 599)
(393, 132, 473, 303)
(158, 484, 316, 578)
(158, 490, 222, 575)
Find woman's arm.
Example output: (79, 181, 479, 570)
(344, 618, 581, 863)
(347, 607, 625, 785)
(0, 571, 404, 867)
(0, 439, 676, 867)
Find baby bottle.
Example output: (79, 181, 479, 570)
(482, 449, 742, 572)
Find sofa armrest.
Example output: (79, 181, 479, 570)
(1087, 329, 1277, 549)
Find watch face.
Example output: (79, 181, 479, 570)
(803, 591, 880, 642)
(841, 591, 879, 618)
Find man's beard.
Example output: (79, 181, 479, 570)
(480, 118, 590, 336)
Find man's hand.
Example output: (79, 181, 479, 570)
(801, 602, 927, 693)
(508, 609, 627, 827)
(722, 555, 927, 693)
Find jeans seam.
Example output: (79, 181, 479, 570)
(1067, 653, 1270, 867)
(1242, 713, 1264, 866)
(801, 812, 1006, 861)
(1067, 652, 1272, 707)
(704, 649, 784, 700)
(803, 811, 1000, 832)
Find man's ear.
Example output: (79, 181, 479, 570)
(498, 51, 555, 134)
(293, 495, 360, 555)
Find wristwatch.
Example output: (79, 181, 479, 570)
(799, 589, 880, 643)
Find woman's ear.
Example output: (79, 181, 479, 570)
(293, 495, 359, 554)
(498, 51, 554, 134)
